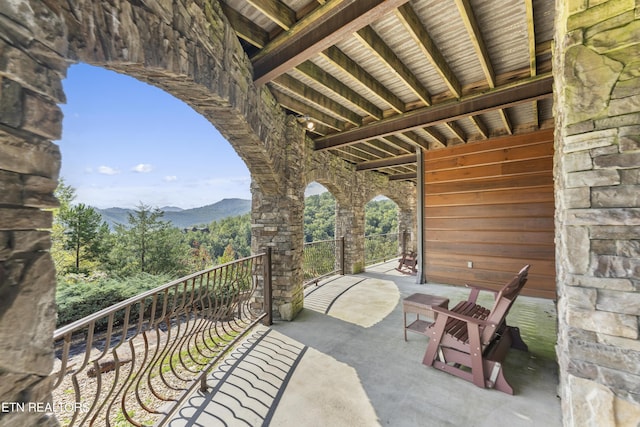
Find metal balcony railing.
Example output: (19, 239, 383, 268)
(51, 251, 272, 427)
(364, 231, 406, 266)
(302, 237, 344, 286)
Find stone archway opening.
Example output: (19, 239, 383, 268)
(364, 195, 401, 266)
(302, 181, 340, 283)
(57, 63, 252, 210)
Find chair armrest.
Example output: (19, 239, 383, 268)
(431, 305, 494, 327)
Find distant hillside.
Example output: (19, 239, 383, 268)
(97, 198, 251, 229)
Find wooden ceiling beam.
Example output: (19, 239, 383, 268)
(271, 89, 345, 131)
(499, 109, 513, 135)
(355, 153, 417, 171)
(296, 61, 384, 119)
(454, 0, 495, 88)
(314, 74, 552, 150)
(320, 46, 406, 114)
(221, 4, 269, 48)
(389, 172, 417, 181)
(395, 3, 462, 98)
(246, 0, 296, 30)
(401, 131, 431, 150)
(420, 127, 447, 148)
(252, 0, 410, 85)
(354, 26, 432, 106)
(468, 115, 489, 139)
(381, 135, 416, 153)
(444, 121, 466, 143)
(367, 139, 406, 156)
(273, 74, 362, 125)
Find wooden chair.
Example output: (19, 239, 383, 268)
(396, 251, 418, 274)
(422, 265, 530, 394)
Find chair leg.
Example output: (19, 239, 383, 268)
(509, 326, 528, 351)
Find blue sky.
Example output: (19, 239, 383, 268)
(56, 64, 255, 209)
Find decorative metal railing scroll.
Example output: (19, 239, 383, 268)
(51, 252, 271, 426)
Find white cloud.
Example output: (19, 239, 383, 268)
(98, 165, 120, 175)
(164, 175, 178, 182)
(132, 163, 153, 173)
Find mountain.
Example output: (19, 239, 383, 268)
(97, 198, 251, 229)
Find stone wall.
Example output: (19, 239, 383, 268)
(555, 0, 640, 424)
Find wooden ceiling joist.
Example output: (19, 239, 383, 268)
(246, 0, 296, 30)
(296, 61, 384, 119)
(222, 4, 269, 48)
(389, 172, 417, 181)
(252, 0, 410, 85)
(395, 3, 462, 98)
(320, 46, 406, 114)
(356, 153, 417, 171)
(273, 74, 363, 125)
(314, 75, 553, 151)
(354, 26, 432, 106)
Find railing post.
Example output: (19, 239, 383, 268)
(263, 248, 273, 326)
(339, 236, 345, 275)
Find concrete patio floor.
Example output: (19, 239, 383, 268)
(169, 261, 561, 426)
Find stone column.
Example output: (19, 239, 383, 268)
(0, 2, 66, 425)
(336, 200, 366, 274)
(554, 0, 640, 424)
(251, 117, 305, 321)
(398, 205, 417, 254)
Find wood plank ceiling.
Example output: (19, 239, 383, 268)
(221, 0, 555, 182)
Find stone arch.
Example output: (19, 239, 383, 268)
(364, 181, 417, 253)
(57, 0, 286, 196)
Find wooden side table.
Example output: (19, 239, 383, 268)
(403, 293, 449, 341)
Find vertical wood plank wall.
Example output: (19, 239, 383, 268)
(422, 128, 555, 299)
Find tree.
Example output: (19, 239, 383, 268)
(109, 203, 190, 276)
(59, 203, 107, 273)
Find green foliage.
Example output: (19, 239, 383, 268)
(304, 192, 336, 242)
(365, 198, 398, 235)
(55, 273, 172, 327)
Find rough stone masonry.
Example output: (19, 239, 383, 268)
(554, 0, 640, 424)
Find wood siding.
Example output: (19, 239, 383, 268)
(422, 129, 555, 299)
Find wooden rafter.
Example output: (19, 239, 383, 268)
(445, 121, 466, 143)
(271, 89, 345, 131)
(221, 4, 269, 48)
(273, 74, 362, 125)
(381, 135, 417, 153)
(499, 109, 513, 135)
(320, 46, 406, 114)
(389, 172, 417, 181)
(395, 3, 462, 98)
(314, 75, 553, 150)
(402, 131, 432, 150)
(296, 61, 383, 119)
(246, 0, 296, 30)
(252, 0, 410, 85)
(355, 153, 417, 171)
(354, 26, 432, 106)
(468, 115, 489, 139)
(454, 0, 495, 88)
